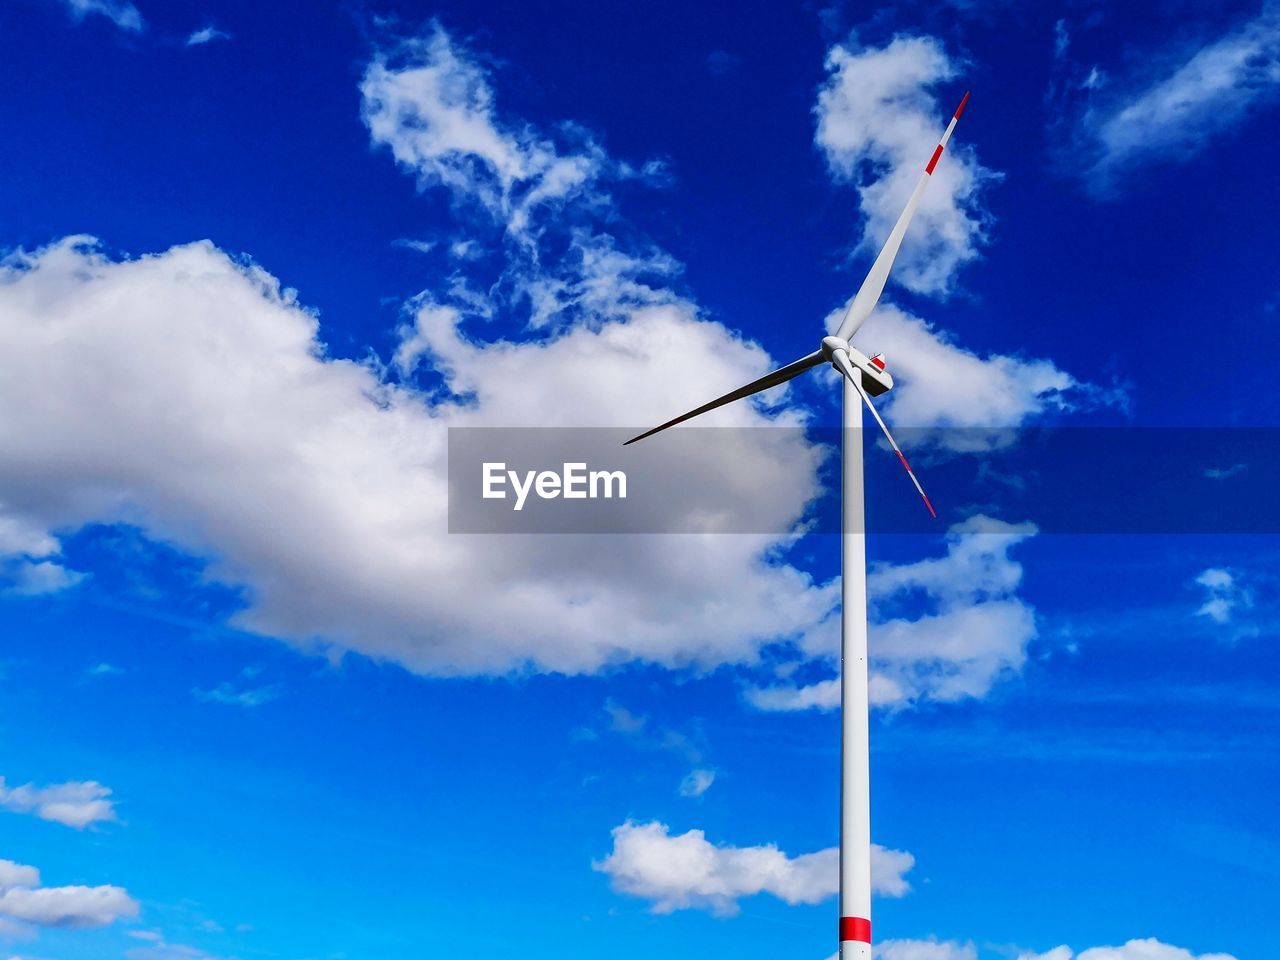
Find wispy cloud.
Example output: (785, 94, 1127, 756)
(55, 0, 144, 32)
(599, 700, 714, 794)
(125, 928, 229, 960)
(1052, 4, 1280, 195)
(706, 49, 740, 77)
(362, 24, 674, 332)
(391, 237, 436, 255)
(193, 682, 280, 708)
(1205, 463, 1247, 480)
(677, 768, 715, 798)
(1192, 567, 1256, 635)
(185, 25, 230, 47)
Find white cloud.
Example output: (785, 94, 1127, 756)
(2, 559, 84, 596)
(185, 26, 230, 47)
(678, 769, 715, 797)
(55, 0, 143, 32)
(749, 517, 1038, 711)
(362, 27, 672, 333)
(0, 859, 136, 930)
(361, 26, 613, 237)
(391, 237, 436, 255)
(854, 305, 1085, 440)
(0, 22, 844, 679)
(192, 683, 280, 708)
(1057, 5, 1280, 193)
(866, 516, 1038, 705)
(1018, 940, 1237, 960)
(815, 35, 997, 297)
(879, 939, 977, 960)
(0, 506, 84, 597)
(0, 235, 835, 677)
(1203, 463, 1246, 480)
(1193, 567, 1254, 628)
(745, 677, 841, 712)
(603, 699, 648, 734)
(0, 21, 1077, 707)
(0, 863, 39, 891)
(595, 820, 913, 915)
(0, 777, 116, 829)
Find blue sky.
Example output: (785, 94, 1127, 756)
(0, 2, 1277, 960)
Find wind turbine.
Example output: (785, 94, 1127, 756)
(625, 91, 971, 959)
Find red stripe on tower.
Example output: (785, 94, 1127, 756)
(925, 145, 944, 175)
(954, 90, 971, 119)
(840, 917, 872, 944)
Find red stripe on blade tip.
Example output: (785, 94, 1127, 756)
(954, 90, 971, 119)
(840, 917, 872, 943)
(925, 144, 944, 174)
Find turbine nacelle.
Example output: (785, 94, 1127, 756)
(821, 336, 893, 397)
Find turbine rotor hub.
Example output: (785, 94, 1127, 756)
(821, 336, 850, 362)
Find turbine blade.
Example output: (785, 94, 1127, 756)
(624, 350, 825, 445)
(834, 91, 970, 343)
(833, 351, 937, 518)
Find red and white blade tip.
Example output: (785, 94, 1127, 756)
(954, 90, 970, 119)
(895, 450, 938, 519)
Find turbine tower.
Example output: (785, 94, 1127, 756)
(625, 91, 970, 959)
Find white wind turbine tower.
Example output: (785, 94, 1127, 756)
(625, 91, 971, 959)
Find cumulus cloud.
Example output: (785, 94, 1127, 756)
(0, 859, 136, 930)
(866, 515, 1038, 705)
(748, 516, 1038, 710)
(854, 306, 1086, 439)
(0, 21, 846, 678)
(55, 0, 143, 32)
(0, 23, 1073, 702)
(1054, 4, 1280, 194)
(595, 820, 913, 915)
(0, 777, 116, 829)
(0, 236, 834, 677)
(1018, 939, 1237, 960)
(816, 35, 997, 297)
